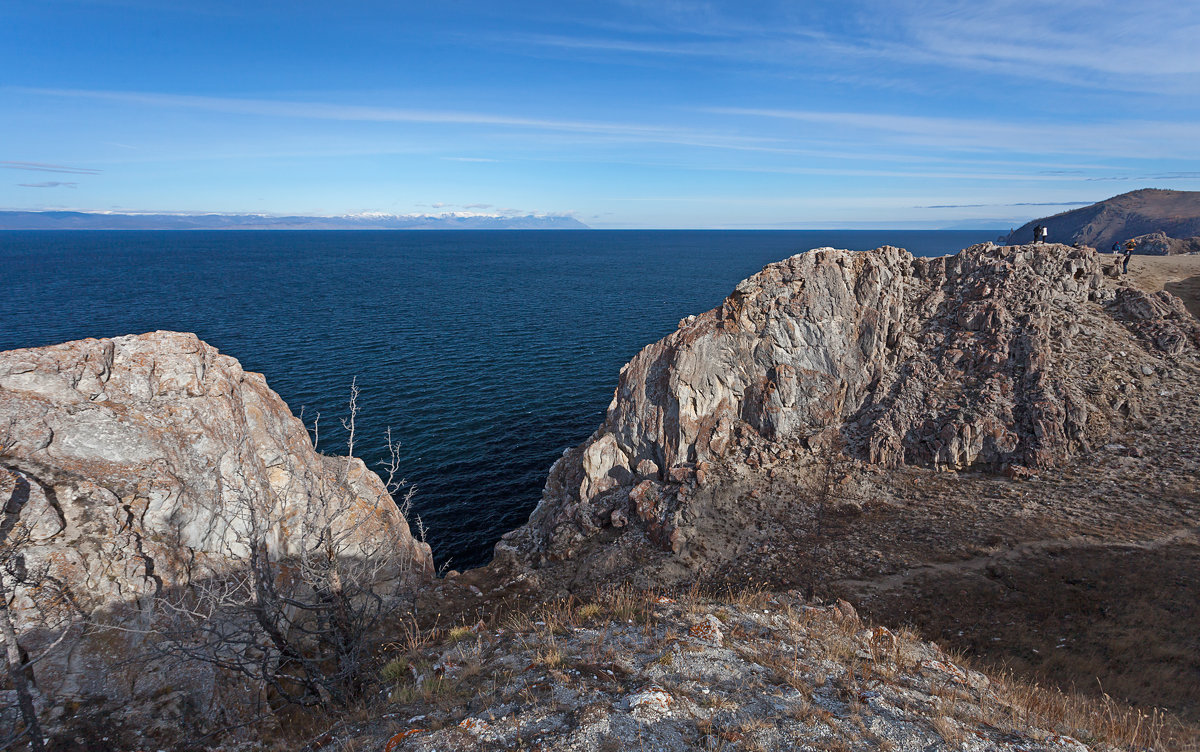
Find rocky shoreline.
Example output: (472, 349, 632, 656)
(485, 243, 1200, 727)
(3, 243, 1199, 750)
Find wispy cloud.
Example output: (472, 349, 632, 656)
(893, 0, 1200, 80)
(1085, 171, 1200, 182)
(511, 1, 1200, 93)
(916, 201, 1091, 209)
(1008, 201, 1093, 206)
(708, 107, 1200, 159)
(14, 87, 675, 138)
(12, 86, 794, 154)
(916, 204, 987, 209)
(18, 181, 78, 188)
(1, 160, 101, 175)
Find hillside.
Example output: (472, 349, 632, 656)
(325, 587, 1190, 752)
(1005, 189, 1200, 250)
(495, 242, 1200, 724)
(0, 210, 589, 230)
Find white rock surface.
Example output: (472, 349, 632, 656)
(0, 331, 432, 738)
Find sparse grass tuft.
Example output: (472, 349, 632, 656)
(379, 658, 409, 684)
(577, 603, 604, 621)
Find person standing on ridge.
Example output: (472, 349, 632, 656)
(1122, 240, 1135, 274)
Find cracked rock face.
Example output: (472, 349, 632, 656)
(0, 331, 432, 736)
(502, 243, 1200, 563)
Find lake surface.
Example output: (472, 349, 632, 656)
(0, 230, 998, 568)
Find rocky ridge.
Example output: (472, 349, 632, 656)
(327, 588, 1183, 752)
(500, 242, 1199, 564)
(0, 331, 432, 739)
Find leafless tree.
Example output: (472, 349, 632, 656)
(1, 459, 78, 752)
(153, 383, 428, 712)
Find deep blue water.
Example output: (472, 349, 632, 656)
(0, 230, 998, 568)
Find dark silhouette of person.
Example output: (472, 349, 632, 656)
(1122, 241, 1134, 274)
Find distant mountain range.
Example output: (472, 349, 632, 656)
(0, 210, 590, 230)
(1005, 189, 1200, 250)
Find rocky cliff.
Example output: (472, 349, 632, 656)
(500, 242, 1199, 564)
(0, 332, 432, 739)
(1006, 188, 1200, 250)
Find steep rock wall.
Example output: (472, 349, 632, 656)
(0, 331, 432, 736)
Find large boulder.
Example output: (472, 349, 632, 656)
(0, 332, 432, 740)
(1121, 230, 1200, 256)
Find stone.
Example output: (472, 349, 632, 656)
(687, 615, 724, 644)
(610, 507, 628, 528)
(0, 332, 433, 740)
(627, 683, 673, 720)
(636, 458, 659, 478)
(667, 465, 693, 483)
(835, 599, 859, 623)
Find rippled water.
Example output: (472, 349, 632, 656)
(0, 230, 996, 567)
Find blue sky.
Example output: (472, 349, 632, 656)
(3, 0, 1199, 228)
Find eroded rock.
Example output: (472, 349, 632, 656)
(502, 243, 1198, 562)
(0, 332, 433, 740)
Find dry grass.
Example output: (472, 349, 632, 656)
(388, 675, 453, 705)
(577, 603, 604, 621)
(314, 581, 1200, 752)
(979, 668, 1197, 751)
(534, 642, 565, 670)
(600, 583, 655, 624)
(929, 714, 964, 746)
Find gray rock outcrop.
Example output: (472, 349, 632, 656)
(502, 243, 1200, 562)
(1121, 230, 1200, 256)
(0, 332, 432, 738)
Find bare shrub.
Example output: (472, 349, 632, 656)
(1, 464, 78, 752)
(152, 382, 428, 712)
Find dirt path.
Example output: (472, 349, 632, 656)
(833, 526, 1200, 596)
(1105, 252, 1200, 319)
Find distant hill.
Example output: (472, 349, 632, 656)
(1005, 188, 1200, 251)
(0, 210, 589, 230)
